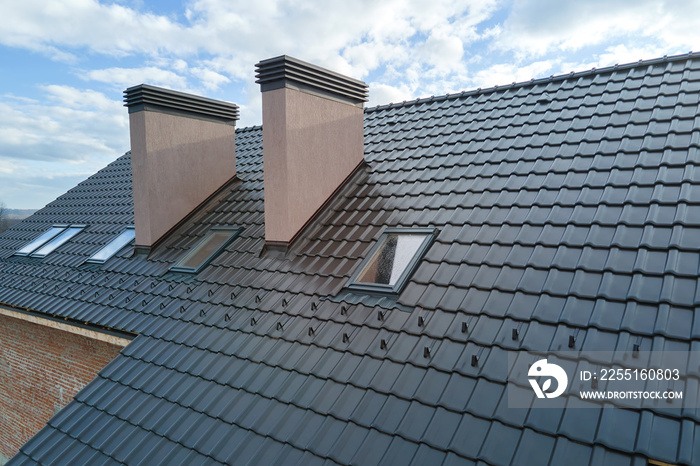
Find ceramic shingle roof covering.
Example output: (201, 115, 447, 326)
(3, 52, 700, 465)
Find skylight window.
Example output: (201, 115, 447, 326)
(30, 225, 86, 258)
(170, 227, 242, 273)
(14, 225, 68, 256)
(86, 227, 135, 264)
(347, 227, 436, 295)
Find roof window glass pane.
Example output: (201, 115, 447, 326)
(348, 228, 436, 294)
(31, 226, 85, 258)
(15, 226, 66, 256)
(170, 227, 241, 273)
(86, 228, 135, 264)
(356, 234, 425, 286)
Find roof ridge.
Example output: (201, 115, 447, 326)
(235, 124, 262, 133)
(364, 50, 700, 114)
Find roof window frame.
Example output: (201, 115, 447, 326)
(29, 225, 87, 259)
(346, 227, 437, 295)
(85, 227, 135, 265)
(13, 224, 69, 256)
(169, 226, 243, 274)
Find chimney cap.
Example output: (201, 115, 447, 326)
(255, 55, 369, 105)
(124, 84, 239, 124)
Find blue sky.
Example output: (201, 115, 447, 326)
(1, 0, 699, 209)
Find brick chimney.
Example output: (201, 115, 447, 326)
(123, 85, 239, 249)
(255, 56, 369, 249)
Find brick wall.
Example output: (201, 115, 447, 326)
(0, 314, 123, 462)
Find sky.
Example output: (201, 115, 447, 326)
(1, 0, 700, 209)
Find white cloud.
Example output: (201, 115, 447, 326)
(0, 0, 502, 111)
(595, 44, 676, 68)
(0, 159, 25, 175)
(0, 85, 128, 208)
(42, 85, 121, 111)
(0, 86, 127, 163)
(85, 66, 188, 90)
(369, 83, 416, 107)
(495, 0, 700, 57)
(0, 0, 189, 58)
(419, 33, 465, 71)
(188, 67, 230, 91)
(468, 60, 557, 89)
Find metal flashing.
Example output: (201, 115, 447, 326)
(0, 304, 134, 347)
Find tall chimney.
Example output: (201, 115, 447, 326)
(124, 85, 239, 249)
(255, 56, 369, 249)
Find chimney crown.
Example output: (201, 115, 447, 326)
(255, 55, 368, 106)
(124, 84, 239, 124)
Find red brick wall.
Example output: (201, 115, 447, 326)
(0, 314, 123, 462)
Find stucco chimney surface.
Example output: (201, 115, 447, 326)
(123, 85, 239, 249)
(255, 56, 369, 248)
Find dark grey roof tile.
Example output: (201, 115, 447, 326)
(520, 321, 557, 351)
(549, 437, 593, 466)
(530, 294, 567, 324)
(412, 368, 450, 406)
(524, 404, 564, 433)
(596, 407, 640, 452)
(628, 273, 663, 302)
(219, 430, 268, 464)
(350, 430, 394, 465)
(417, 406, 461, 451)
(38, 430, 110, 466)
(448, 413, 489, 460)
(439, 373, 477, 411)
(589, 446, 638, 465)
(346, 356, 383, 388)
(511, 429, 556, 466)
(291, 376, 326, 408)
(326, 385, 365, 420)
(466, 378, 503, 418)
(478, 421, 520, 465)
(374, 394, 411, 434)
(517, 268, 548, 294)
(677, 418, 696, 465)
(619, 302, 659, 334)
(597, 272, 633, 301)
(349, 390, 388, 427)
(309, 380, 347, 414)
(581, 327, 620, 351)
(306, 417, 348, 459)
(390, 363, 427, 399)
(492, 384, 530, 427)
(326, 424, 369, 465)
(247, 438, 292, 466)
(542, 269, 576, 295)
(327, 352, 363, 382)
(286, 411, 326, 450)
(395, 401, 434, 441)
(408, 444, 448, 466)
(558, 297, 595, 327)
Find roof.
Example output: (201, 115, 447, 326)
(3, 52, 700, 465)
